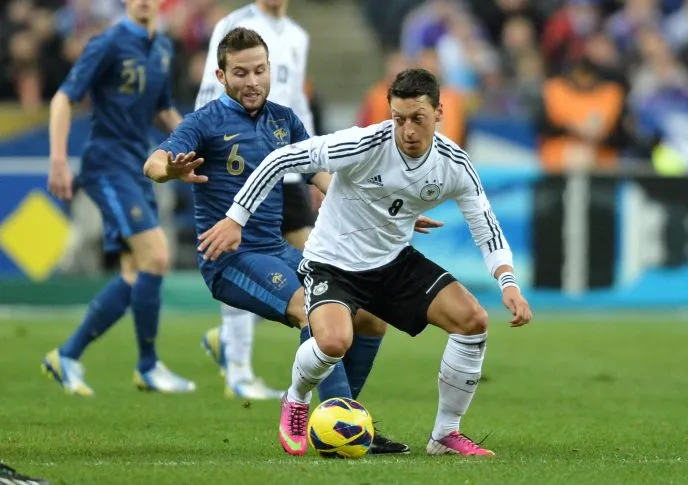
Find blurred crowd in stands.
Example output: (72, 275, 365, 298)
(2, 0, 688, 172)
(0, 0, 225, 110)
(359, 0, 688, 172)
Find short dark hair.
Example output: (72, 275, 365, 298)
(217, 27, 269, 71)
(387, 68, 441, 108)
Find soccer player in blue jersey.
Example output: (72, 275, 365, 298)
(144, 27, 413, 454)
(42, 0, 195, 395)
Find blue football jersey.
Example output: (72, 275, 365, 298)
(161, 94, 309, 283)
(60, 18, 174, 183)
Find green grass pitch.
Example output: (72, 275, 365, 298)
(1, 310, 686, 484)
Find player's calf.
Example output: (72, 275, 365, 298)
(425, 282, 491, 454)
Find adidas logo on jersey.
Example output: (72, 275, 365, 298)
(368, 175, 384, 187)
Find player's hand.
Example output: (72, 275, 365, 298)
(197, 217, 242, 261)
(413, 215, 444, 234)
(165, 151, 208, 183)
(502, 286, 532, 327)
(48, 161, 74, 201)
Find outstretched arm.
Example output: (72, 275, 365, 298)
(226, 125, 378, 225)
(455, 164, 532, 327)
(198, 125, 387, 261)
(145, 112, 207, 184)
(144, 149, 206, 184)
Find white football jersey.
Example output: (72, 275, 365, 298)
(228, 120, 513, 274)
(194, 3, 313, 135)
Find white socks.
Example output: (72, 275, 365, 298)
(287, 337, 341, 404)
(432, 332, 487, 440)
(220, 304, 258, 386)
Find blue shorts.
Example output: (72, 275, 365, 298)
(80, 175, 159, 254)
(211, 244, 303, 326)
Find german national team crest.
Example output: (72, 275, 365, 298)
(420, 183, 441, 201)
(312, 281, 328, 296)
(273, 127, 288, 143)
(268, 272, 287, 289)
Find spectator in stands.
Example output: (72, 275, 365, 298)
(500, 15, 537, 81)
(360, 0, 423, 52)
(629, 27, 688, 104)
(536, 57, 628, 172)
(663, 0, 688, 61)
(541, 0, 601, 75)
(357, 50, 409, 127)
(583, 32, 627, 89)
(400, 0, 462, 60)
(29, 7, 71, 100)
(605, 0, 662, 57)
(466, 0, 551, 45)
(512, 49, 545, 116)
(8, 30, 42, 111)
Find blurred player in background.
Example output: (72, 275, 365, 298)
(194, 0, 378, 403)
(42, 0, 195, 395)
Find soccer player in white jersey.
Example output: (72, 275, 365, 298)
(195, 0, 320, 400)
(197, 68, 534, 456)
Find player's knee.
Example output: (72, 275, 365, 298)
(310, 305, 354, 357)
(461, 304, 488, 335)
(316, 332, 352, 358)
(138, 251, 170, 275)
(120, 269, 137, 286)
(443, 302, 488, 335)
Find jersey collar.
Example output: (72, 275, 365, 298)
(219, 93, 267, 117)
(392, 124, 434, 171)
(250, 3, 287, 34)
(121, 17, 152, 40)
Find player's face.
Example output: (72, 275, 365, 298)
(216, 46, 271, 115)
(390, 95, 443, 158)
(123, 0, 161, 24)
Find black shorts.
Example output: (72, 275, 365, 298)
(297, 247, 456, 337)
(281, 181, 315, 234)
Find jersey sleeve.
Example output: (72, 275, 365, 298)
(289, 108, 310, 142)
(158, 112, 204, 156)
(59, 34, 113, 102)
(194, 17, 233, 110)
(450, 150, 514, 277)
(227, 124, 388, 225)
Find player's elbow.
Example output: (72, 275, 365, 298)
(50, 90, 71, 111)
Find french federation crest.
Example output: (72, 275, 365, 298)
(130, 206, 143, 220)
(312, 281, 328, 296)
(268, 272, 287, 289)
(420, 183, 441, 201)
(273, 127, 288, 143)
